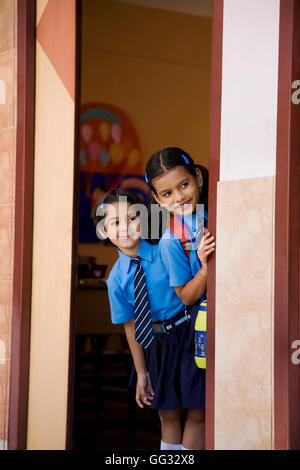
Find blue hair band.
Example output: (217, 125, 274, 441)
(181, 154, 190, 165)
(145, 172, 149, 183)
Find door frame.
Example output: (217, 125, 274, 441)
(66, 0, 82, 451)
(65, 0, 224, 450)
(205, 0, 223, 451)
(8, 0, 36, 450)
(9, 0, 81, 450)
(274, 0, 300, 450)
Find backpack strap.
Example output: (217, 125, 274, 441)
(170, 210, 209, 259)
(170, 215, 191, 259)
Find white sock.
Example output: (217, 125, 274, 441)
(160, 440, 182, 450)
(181, 445, 192, 450)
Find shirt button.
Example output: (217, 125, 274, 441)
(149, 290, 152, 294)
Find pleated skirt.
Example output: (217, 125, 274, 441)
(129, 306, 205, 410)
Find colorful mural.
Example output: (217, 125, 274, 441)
(79, 103, 149, 242)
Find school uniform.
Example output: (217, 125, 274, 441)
(107, 238, 205, 410)
(158, 209, 209, 409)
(160, 209, 208, 294)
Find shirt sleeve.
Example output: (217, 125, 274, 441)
(159, 233, 194, 287)
(107, 276, 135, 324)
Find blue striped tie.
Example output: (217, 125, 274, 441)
(132, 256, 154, 350)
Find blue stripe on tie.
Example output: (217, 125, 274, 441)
(132, 257, 154, 349)
(135, 292, 148, 312)
(136, 318, 152, 341)
(135, 282, 147, 302)
(135, 308, 150, 330)
(143, 335, 154, 349)
(135, 304, 150, 324)
(136, 310, 151, 328)
(135, 275, 144, 291)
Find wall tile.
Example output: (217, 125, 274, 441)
(0, 0, 14, 53)
(215, 279, 273, 386)
(216, 176, 274, 281)
(215, 381, 272, 450)
(0, 205, 14, 281)
(0, 51, 14, 129)
(215, 176, 275, 449)
(0, 129, 15, 204)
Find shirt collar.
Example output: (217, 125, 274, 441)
(176, 209, 208, 229)
(118, 239, 153, 273)
(183, 212, 196, 229)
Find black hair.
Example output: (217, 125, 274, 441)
(145, 148, 202, 237)
(94, 188, 158, 245)
(145, 147, 197, 195)
(145, 146, 209, 213)
(195, 164, 209, 212)
(94, 188, 142, 225)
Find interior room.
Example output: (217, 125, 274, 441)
(73, 0, 213, 450)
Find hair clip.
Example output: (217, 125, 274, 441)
(181, 154, 190, 165)
(96, 199, 105, 217)
(145, 172, 149, 183)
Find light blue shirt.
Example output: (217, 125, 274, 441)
(159, 209, 208, 301)
(107, 239, 186, 324)
(161, 210, 208, 275)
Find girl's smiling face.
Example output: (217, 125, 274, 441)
(101, 201, 141, 255)
(151, 165, 202, 216)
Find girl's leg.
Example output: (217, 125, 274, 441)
(158, 408, 184, 446)
(182, 409, 205, 450)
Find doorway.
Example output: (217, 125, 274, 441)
(70, 0, 213, 450)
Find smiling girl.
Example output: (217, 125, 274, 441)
(95, 188, 212, 450)
(145, 147, 216, 450)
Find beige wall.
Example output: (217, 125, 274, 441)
(215, 176, 275, 449)
(80, 0, 212, 274)
(0, 0, 17, 451)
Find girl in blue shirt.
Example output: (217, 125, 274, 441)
(145, 147, 215, 450)
(95, 188, 214, 451)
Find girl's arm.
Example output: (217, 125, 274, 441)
(174, 265, 207, 306)
(123, 319, 154, 408)
(174, 231, 215, 305)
